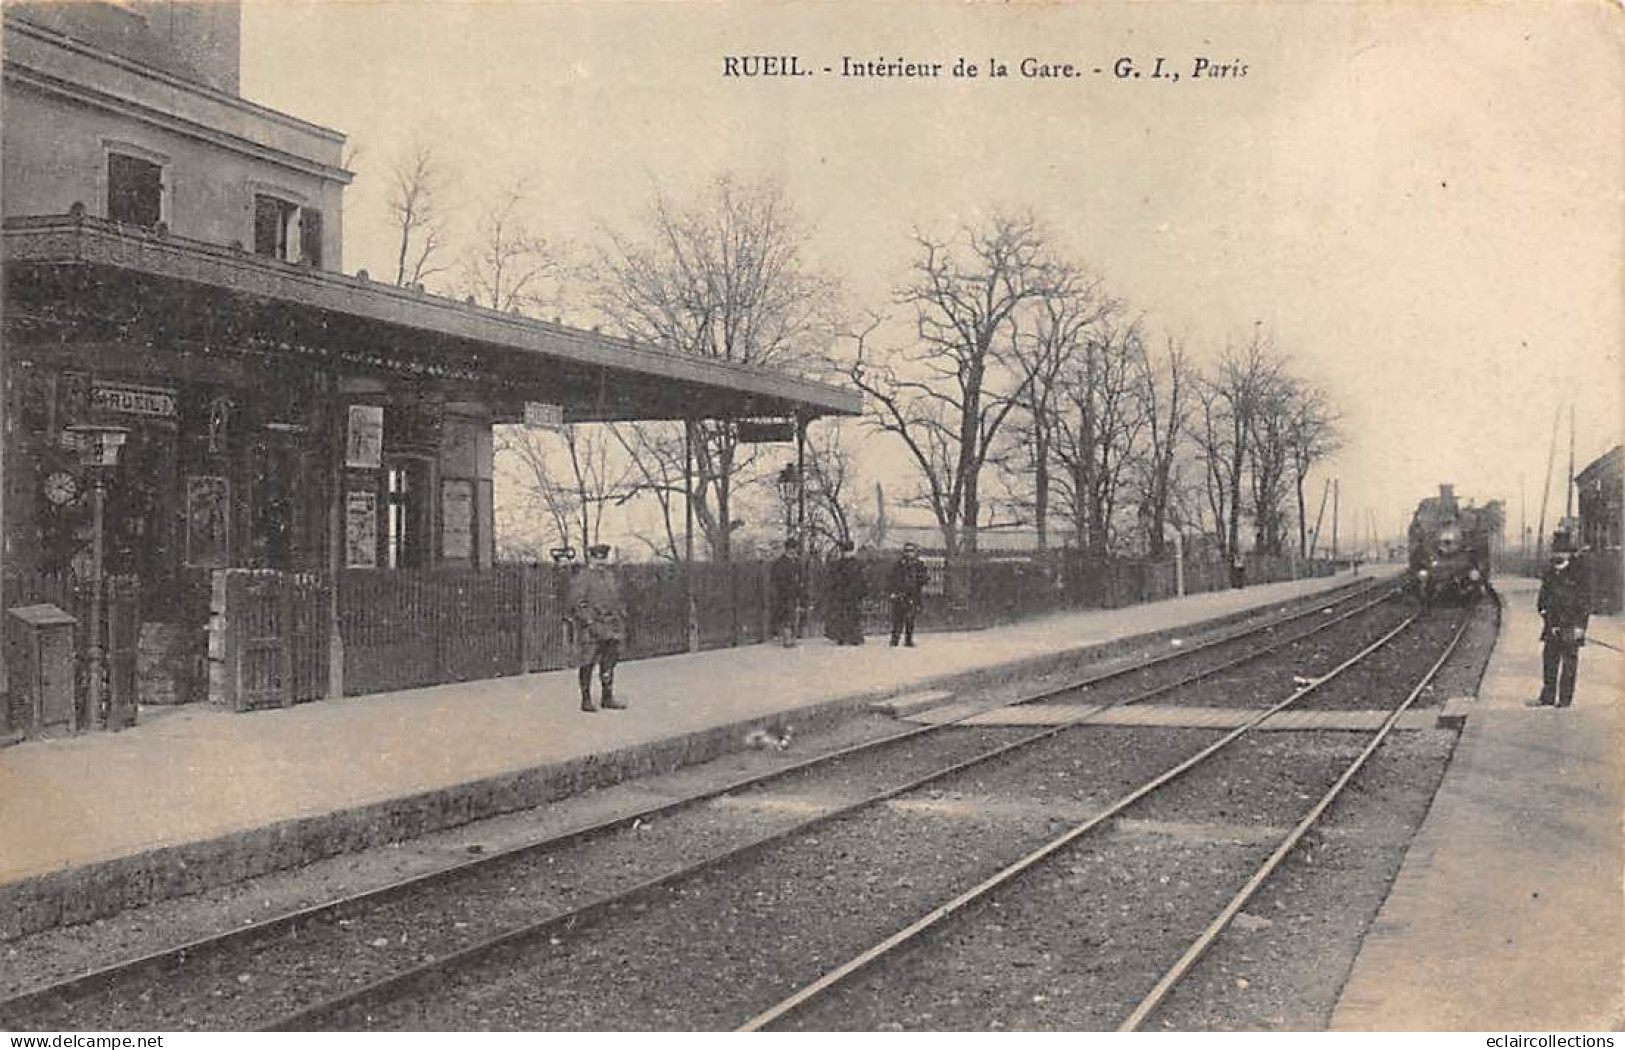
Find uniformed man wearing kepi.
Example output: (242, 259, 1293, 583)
(570, 543, 628, 712)
(1529, 532, 1592, 708)
(887, 542, 930, 647)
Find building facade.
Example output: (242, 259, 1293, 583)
(2, 1, 857, 717)
(1576, 444, 1622, 614)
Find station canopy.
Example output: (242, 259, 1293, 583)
(2, 212, 861, 424)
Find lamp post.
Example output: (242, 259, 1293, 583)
(67, 424, 130, 730)
(776, 463, 801, 542)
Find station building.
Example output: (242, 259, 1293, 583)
(1, 1, 857, 726)
(1576, 444, 1622, 613)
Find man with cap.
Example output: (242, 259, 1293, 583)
(887, 542, 930, 647)
(570, 543, 627, 711)
(769, 538, 803, 648)
(1530, 531, 1592, 708)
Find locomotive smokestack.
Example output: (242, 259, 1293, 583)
(1439, 484, 1456, 514)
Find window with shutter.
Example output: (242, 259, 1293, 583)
(299, 207, 324, 268)
(107, 153, 164, 227)
(253, 195, 299, 259)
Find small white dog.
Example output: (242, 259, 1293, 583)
(745, 725, 794, 751)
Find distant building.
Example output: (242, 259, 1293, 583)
(1576, 444, 1622, 613)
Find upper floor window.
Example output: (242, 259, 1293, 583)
(252, 193, 324, 268)
(107, 152, 165, 228)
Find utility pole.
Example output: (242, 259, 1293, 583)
(1519, 473, 1527, 558)
(1564, 405, 1576, 523)
(1331, 478, 1340, 561)
(1308, 478, 1332, 559)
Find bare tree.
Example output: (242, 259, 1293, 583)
(459, 181, 564, 315)
(1284, 382, 1343, 557)
(593, 174, 838, 562)
(608, 422, 688, 563)
(1049, 315, 1148, 556)
(995, 272, 1116, 551)
(497, 424, 633, 554)
(846, 213, 1066, 584)
(800, 423, 869, 551)
(1193, 329, 1283, 561)
(1135, 336, 1192, 558)
(1247, 373, 1295, 556)
(387, 143, 451, 288)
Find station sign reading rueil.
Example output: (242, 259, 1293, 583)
(91, 383, 177, 419)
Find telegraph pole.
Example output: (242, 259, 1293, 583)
(1519, 473, 1527, 558)
(1535, 405, 1560, 563)
(1331, 479, 1340, 561)
(1564, 405, 1576, 523)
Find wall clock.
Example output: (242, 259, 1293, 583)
(44, 470, 81, 506)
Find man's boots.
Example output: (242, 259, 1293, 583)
(579, 668, 597, 712)
(601, 673, 627, 710)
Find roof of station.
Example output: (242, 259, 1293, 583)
(2, 213, 861, 423)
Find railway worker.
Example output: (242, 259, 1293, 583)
(570, 543, 627, 712)
(826, 540, 867, 645)
(1530, 535, 1592, 708)
(770, 538, 803, 648)
(887, 542, 930, 647)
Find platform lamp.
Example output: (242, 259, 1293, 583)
(775, 463, 801, 543)
(66, 423, 131, 730)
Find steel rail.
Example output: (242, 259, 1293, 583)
(0, 579, 1383, 1020)
(1117, 610, 1475, 1032)
(263, 589, 1403, 1031)
(734, 613, 1421, 1032)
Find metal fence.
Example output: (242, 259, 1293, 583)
(803, 549, 1333, 635)
(186, 550, 1339, 712)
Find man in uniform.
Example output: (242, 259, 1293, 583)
(1530, 533, 1592, 708)
(570, 543, 627, 712)
(770, 538, 803, 648)
(887, 542, 930, 647)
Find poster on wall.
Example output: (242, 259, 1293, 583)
(345, 404, 383, 469)
(441, 478, 474, 561)
(346, 488, 378, 568)
(185, 475, 230, 568)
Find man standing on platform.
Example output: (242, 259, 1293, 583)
(1530, 533, 1592, 708)
(887, 542, 930, 647)
(571, 543, 627, 712)
(770, 538, 803, 648)
(827, 540, 867, 645)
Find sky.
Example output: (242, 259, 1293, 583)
(240, 0, 1624, 550)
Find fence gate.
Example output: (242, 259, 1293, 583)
(210, 570, 330, 711)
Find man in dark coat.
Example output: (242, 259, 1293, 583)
(1530, 535, 1592, 708)
(569, 543, 627, 711)
(887, 542, 930, 647)
(826, 540, 867, 645)
(770, 539, 803, 648)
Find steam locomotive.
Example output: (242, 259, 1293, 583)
(1407, 484, 1501, 606)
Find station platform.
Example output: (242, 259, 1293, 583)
(6, 564, 1615, 1033)
(1332, 574, 1624, 1032)
(0, 569, 1366, 939)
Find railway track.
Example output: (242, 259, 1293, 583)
(747, 607, 1475, 1032)
(0, 579, 1416, 1031)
